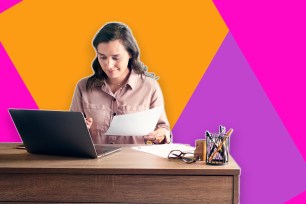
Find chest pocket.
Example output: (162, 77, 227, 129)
(117, 105, 149, 114)
(83, 103, 111, 131)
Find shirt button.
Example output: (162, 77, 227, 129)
(113, 113, 116, 116)
(109, 142, 114, 144)
(113, 98, 116, 102)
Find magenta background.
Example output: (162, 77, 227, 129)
(1, 1, 305, 203)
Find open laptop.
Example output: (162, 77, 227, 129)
(8, 109, 121, 158)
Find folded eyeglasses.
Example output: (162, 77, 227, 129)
(167, 150, 199, 164)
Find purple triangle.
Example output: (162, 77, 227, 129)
(172, 33, 306, 203)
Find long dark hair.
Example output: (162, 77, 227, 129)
(86, 22, 155, 91)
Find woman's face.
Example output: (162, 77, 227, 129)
(96, 39, 131, 80)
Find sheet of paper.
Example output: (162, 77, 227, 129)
(131, 144, 195, 158)
(104, 106, 163, 136)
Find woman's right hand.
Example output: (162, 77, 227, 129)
(85, 117, 93, 129)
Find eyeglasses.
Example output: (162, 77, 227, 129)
(168, 150, 198, 164)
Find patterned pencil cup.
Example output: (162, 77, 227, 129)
(206, 133, 230, 165)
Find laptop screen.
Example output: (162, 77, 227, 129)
(9, 109, 101, 158)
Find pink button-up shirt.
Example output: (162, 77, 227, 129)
(70, 70, 170, 144)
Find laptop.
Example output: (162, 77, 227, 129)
(8, 109, 121, 159)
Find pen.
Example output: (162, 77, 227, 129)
(205, 131, 213, 140)
(219, 125, 225, 134)
(208, 128, 233, 162)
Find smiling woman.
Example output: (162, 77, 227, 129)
(96, 40, 131, 93)
(70, 22, 171, 145)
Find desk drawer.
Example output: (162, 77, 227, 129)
(0, 174, 234, 203)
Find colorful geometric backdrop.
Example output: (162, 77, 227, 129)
(1, 1, 305, 203)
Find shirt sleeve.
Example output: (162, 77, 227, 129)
(70, 82, 84, 113)
(150, 80, 171, 142)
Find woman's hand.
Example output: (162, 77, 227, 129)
(85, 117, 93, 129)
(144, 128, 169, 144)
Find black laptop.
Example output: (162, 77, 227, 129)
(8, 109, 121, 158)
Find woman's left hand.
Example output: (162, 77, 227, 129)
(144, 128, 169, 144)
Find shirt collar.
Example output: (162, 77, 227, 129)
(126, 69, 138, 90)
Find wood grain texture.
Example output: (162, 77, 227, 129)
(0, 174, 233, 203)
(0, 143, 240, 203)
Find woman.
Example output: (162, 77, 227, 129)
(70, 22, 171, 144)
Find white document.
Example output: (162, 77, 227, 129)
(131, 144, 195, 158)
(104, 106, 163, 136)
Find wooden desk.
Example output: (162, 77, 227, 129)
(0, 143, 240, 203)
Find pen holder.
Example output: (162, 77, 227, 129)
(206, 133, 230, 165)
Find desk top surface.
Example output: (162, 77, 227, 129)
(0, 143, 240, 175)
